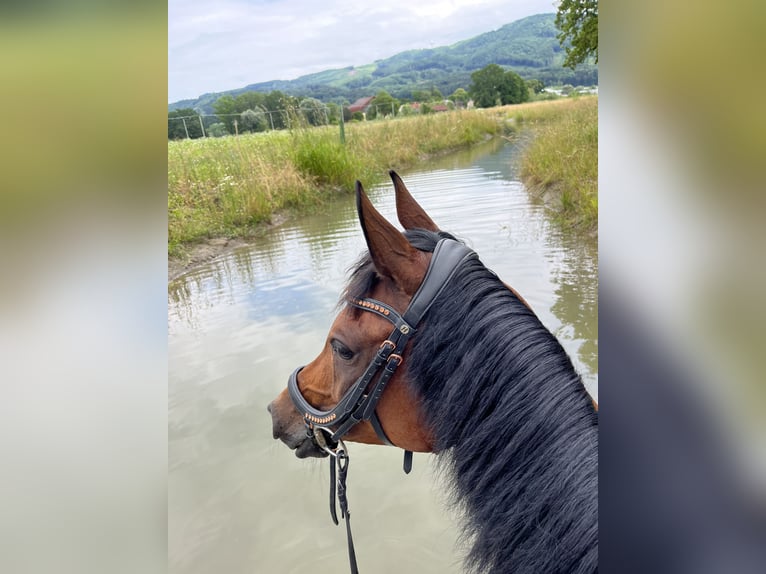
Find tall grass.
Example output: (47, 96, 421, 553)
(168, 110, 501, 255)
(515, 96, 598, 234)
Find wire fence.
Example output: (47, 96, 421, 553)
(168, 101, 453, 140)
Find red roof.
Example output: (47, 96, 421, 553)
(348, 96, 375, 113)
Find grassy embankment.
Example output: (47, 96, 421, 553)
(512, 96, 598, 234)
(168, 111, 502, 257)
(168, 97, 598, 258)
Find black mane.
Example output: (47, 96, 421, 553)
(345, 229, 598, 574)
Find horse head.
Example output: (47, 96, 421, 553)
(267, 171, 443, 458)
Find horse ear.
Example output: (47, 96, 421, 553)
(390, 170, 439, 232)
(356, 180, 425, 295)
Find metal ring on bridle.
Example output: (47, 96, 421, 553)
(314, 426, 345, 457)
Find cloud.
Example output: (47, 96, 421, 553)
(169, 0, 556, 102)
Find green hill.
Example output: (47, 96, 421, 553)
(170, 13, 596, 113)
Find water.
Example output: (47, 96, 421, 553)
(168, 138, 598, 573)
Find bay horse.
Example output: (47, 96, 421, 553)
(268, 171, 598, 573)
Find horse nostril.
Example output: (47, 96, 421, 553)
(267, 403, 272, 414)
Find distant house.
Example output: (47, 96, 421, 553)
(348, 96, 376, 114)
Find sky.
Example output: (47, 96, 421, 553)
(169, 0, 558, 103)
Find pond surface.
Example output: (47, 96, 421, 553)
(168, 137, 598, 573)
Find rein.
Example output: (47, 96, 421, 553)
(287, 238, 476, 573)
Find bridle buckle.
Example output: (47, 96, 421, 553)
(379, 340, 395, 353)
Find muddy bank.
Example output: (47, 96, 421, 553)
(168, 237, 247, 282)
(523, 178, 598, 240)
(168, 213, 288, 282)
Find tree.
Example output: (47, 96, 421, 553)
(240, 108, 268, 133)
(212, 95, 238, 133)
(234, 91, 266, 112)
(449, 88, 469, 108)
(469, 64, 530, 108)
(325, 102, 341, 124)
(368, 90, 398, 119)
(411, 89, 431, 102)
(299, 97, 328, 126)
(207, 122, 229, 137)
(555, 0, 598, 69)
(168, 108, 203, 139)
(469, 64, 506, 107)
(526, 79, 545, 94)
(504, 71, 529, 105)
(263, 91, 298, 129)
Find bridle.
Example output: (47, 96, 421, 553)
(287, 238, 476, 454)
(286, 238, 476, 573)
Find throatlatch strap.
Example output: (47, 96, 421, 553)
(369, 412, 393, 446)
(370, 413, 414, 474)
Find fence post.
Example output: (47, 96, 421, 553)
(268, 110, 274, 130)
(181, 117, 190, 139)
(234, 119, 239, 136)
(339, 106, 345, 144)
(199, 116, 206, 137)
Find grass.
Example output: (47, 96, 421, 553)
(168, 98, 597, 256)
(512, 96, 598, 234)
(168, 110, 502, 256)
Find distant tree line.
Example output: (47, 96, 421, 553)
(168, 62, 593, 139)
(168, 108, 205, 139)
(167, 90, 351, 139)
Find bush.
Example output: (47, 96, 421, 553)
(207, 123, 229, 137)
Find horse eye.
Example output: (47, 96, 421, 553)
(331, 340, 355, 361)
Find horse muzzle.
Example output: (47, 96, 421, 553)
(267, 393, 328, 459)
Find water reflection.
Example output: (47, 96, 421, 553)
(168, 138, 598, 573)
(546, 233, 599, 399)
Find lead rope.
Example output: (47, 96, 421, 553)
(327, 444, 358, 573)
(336, 450, 357, 574)
(313, 429, 412, 573)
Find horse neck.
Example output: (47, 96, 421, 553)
(409, 263, 598, 573)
